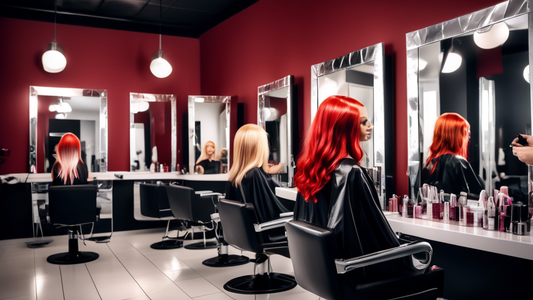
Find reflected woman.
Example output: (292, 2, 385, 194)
(420, 113, 484, 197)
(51, 133, 89, 185)
(294, 95, 423, 284)
(225, 124, 289, 229)
(195, 141, 220, 174)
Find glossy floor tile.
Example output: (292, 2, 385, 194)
(0, 229, 320, 300)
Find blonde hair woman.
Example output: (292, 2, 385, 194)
(225, 124, 289, 226)
(195, 141, 221, 174)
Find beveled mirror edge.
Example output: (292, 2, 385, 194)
(310, 43, 386, 208)
(29, 86, 108, 173)
(405, 0, 532, 198)
(257, 75, 295, 186)
(129, 93, 177, 172)
(188, 95, 231, 174)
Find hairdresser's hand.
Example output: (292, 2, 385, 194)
(512, 146, 533, 165)
(267, 163, 284, 174)
(511, 134, 533, 147)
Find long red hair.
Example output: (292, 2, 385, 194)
(54, 133, 82, 185)
(425, 113, 470, 173)
(294, 95, 364, 202)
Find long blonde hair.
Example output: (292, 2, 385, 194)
(196, 141, 217, 164)
(54, 133, 82, 185)
(228, 124, 269, 186)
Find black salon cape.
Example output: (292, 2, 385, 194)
(226, 167, 290, 223)
(419, 154, 484, 198)
(294, 158, 417, 284)
(196, 159, 220, 174)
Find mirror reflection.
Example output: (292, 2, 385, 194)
(129, 93, 176, 172)
(258, 75, 294, 186)
(410, 13, 530, 202)
(311, 43, 387, 208)
(29, 86, 107, 173)
(188, 96, 231, 174)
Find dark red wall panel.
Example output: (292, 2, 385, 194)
(0, 17, 200, 174)
(199, 0, 503, 195)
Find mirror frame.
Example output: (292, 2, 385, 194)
(29, 86, 108, 173)
(129, 93, 176, 172)
(258, 75, 295, 187)
(406, 0, 532, 197)
(311, 43, 386, 208)
(188, 95, 231, 174)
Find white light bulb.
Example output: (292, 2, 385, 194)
(441, 52, 462, 73)
(150, 57, 172, 78)
(473, 22, 509, 50)
(42, 49, 67, 73)
(524, 65, 530, 84)
(419, 58, 428, 71)
(139, 101, 150, 112)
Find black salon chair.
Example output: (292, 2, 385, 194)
(218, 199, 297, 294)
(285, 220, 444, 300)
(166, 184, 249, 266)
(164, 183, 217, 250)
(46, 184, 99, 265)
(139, 183, 183, 249)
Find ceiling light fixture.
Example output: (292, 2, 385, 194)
(524, 65, 530, 84)
(42, 0, 66, 73)
(150, 0, 172, 78)
(473, 22, 509, 50)
(439, 38, 462, 74)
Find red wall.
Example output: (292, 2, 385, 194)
(0, 17, 200, 174)
(199, 0, 503, 195)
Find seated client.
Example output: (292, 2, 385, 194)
(225, 124, 289, 232)
(195, 141, 221, 174)
(294, 95, 417, 283)
(51, 133, 89, 186)
(419, 113, 483, 197)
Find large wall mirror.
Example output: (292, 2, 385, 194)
(188, 95, 231, 174)
(130, 93, 176, 172)
(311, 43, 387, 208)
(407, 0, 531, 207)
(29, 86, 108, 173)
(258, 75, 295, 187)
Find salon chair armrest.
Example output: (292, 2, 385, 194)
(199, 192, 222, 198)
(195, 190, 212, 195)
(280, 212, 294, 218)
(254, 216, 293, 232)
(335, 241, 433, 274)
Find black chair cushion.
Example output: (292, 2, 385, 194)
(48, 184, 97, 225)
(166, 184, 217, 224)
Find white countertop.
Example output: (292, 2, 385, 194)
(1, 172, 228, 183)
(386, 213, 533, 260)
(275, 187, 533, 260)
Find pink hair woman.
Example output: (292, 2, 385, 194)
(51, 133, 89, 185)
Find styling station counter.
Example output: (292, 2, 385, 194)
(275, 187, 533, 299)
(0, 172, 228, 242)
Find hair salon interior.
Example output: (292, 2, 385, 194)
(1, 0, 533, 299)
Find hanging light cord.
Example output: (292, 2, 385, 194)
(53, 0, 57, 42)
(159, 0, 162, 50)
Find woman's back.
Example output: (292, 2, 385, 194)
(295, 158, 412, 283)
(52, 161, 88, 186)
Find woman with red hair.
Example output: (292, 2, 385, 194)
(293, 95, 421, 284)
(420, 113, 483, 197)
(51, 133, 89, 185)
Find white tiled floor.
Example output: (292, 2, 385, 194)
(0, 229, 319, 300)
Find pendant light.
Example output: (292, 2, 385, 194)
(42, 0, 66, 73)
(439, 38, 462, 74)
(473, 22, 509, 50)
(150, 0, 172, 78)
(524, 65, 530, 84)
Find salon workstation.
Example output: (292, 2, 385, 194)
(1, 0, 533, 299)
